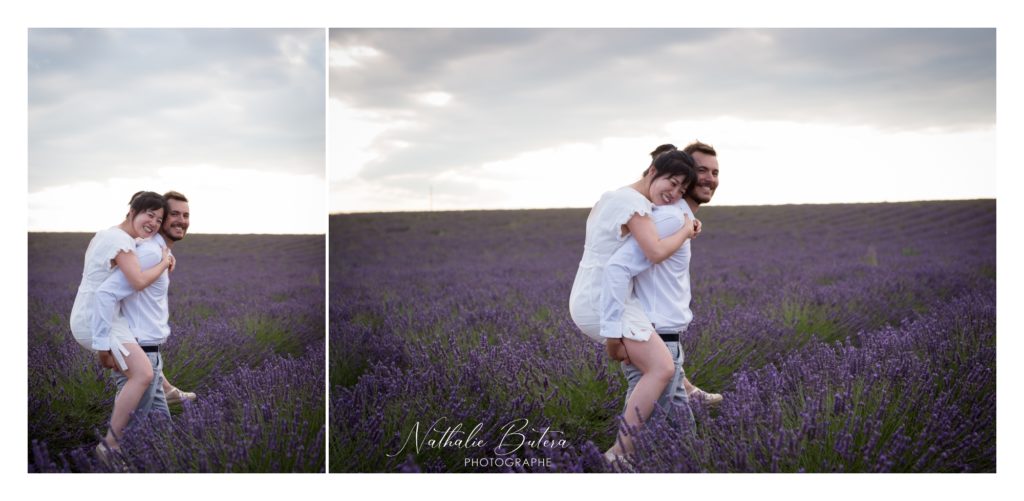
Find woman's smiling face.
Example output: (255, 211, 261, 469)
(648, 173, 688, 206)
(129, 208, 165, 239)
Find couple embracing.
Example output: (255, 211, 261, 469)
(570, 141, 721, 459)
(69, 190, 195, 458)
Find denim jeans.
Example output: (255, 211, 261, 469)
(113, 350, 170, 420)
(621, 340, 695, 432)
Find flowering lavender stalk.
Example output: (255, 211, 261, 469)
(29, 233, 325, 473)
(330, 201, 994, 472)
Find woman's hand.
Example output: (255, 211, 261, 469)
(606, 338, 631, 365)
(681, 213, 696, 240)
(161, 247, 176, 272)
(692, 217, 702, 239)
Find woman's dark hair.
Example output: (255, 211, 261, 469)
(643, 147, 696, 188)
(126, 191, 168, 220)
(643, 144, 677, 175)
(649, 143, 678, 163)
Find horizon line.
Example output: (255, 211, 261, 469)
(329, 197, 996, 216)
(26, 231, 326, 236)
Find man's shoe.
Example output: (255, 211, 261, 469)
(166, 386, 196, 405)
(687, 387, 723, 405)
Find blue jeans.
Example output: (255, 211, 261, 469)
(621, 340, 695, 432)
(113, 351, 170, 420)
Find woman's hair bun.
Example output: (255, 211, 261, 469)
(649, 143, 677, 159)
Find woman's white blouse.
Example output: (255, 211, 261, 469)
(569, 187, 656, 343)
(69, 227, 136, 368)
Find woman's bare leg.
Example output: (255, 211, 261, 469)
(607, 335, 675, 456)
(103, 343, 154, 449)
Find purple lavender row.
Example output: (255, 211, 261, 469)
(32, 347, 325, 473)
(29, 233, 325, 472)
(330, 200, 994, 472)
(587, 290, 995, 472)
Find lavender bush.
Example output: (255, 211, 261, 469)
(28, 233, 325, 473)
(330, 200, 995, 472)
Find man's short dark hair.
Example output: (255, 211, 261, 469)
(163, 190, 188, 203)
(683, 140, 717, 157)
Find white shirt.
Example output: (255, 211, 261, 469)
(569, 187, 656, 343)
(600, 201, 693, 337)
(91, 233, 171, 350)
(69, 226, 136, 349)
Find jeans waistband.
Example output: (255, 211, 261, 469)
(657, 333, 680, 343)
(140, 345, 160, 353)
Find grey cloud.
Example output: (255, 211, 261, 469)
(329, 28, 994, 182)
(29, 28, 325, 191)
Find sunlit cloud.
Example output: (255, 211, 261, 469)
(28, 28, 325, 233)
(328, 28, 995, 213)
(415, 91, 453, 107)
(329, 44, 381, 68)
(329, 116, 995, 213)
(29, 164, 325, 234)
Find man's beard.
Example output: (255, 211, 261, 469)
(161, 227, 185, 241)
(688, 187, 713, 204)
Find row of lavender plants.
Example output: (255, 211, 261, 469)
(29, 233, 325, 472)
(330, 200, 995, 472)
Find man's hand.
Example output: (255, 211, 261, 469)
(692, 217, 702, 238)
(97, 350, 119, 371)
(606, 338, 631, 365)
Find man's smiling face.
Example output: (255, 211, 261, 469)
(161, 199, 190, 242)
(687, 151, 719, 204)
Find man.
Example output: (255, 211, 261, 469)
(601, 141, 721, 427)
(94, 191, 192, 438)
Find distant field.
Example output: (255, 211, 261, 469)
(28, 233, 325, 472)
(330, 200, 995, 472)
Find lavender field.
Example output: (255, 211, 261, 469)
(28, 233, 325, 472)
(330, 200, 996, 473)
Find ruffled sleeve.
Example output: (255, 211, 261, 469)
(603, 189, 653, 241)
(96, 228, 136, 271)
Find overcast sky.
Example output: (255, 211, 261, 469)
(28, 28, 325, 233)
(328, 28, 996, 212)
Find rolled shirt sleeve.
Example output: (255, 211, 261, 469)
(90, 270, 135, 351)
(599, 206, 686, 338)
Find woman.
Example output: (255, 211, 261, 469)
(69, 191, 192, 454)
(569, 147, 697, 458)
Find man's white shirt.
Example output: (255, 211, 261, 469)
(91, 233, 171, 350)
(600, 201, 693, 337)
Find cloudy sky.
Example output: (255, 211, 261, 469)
(328, 28, 996, 212)
(28, 28, 325, 233)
